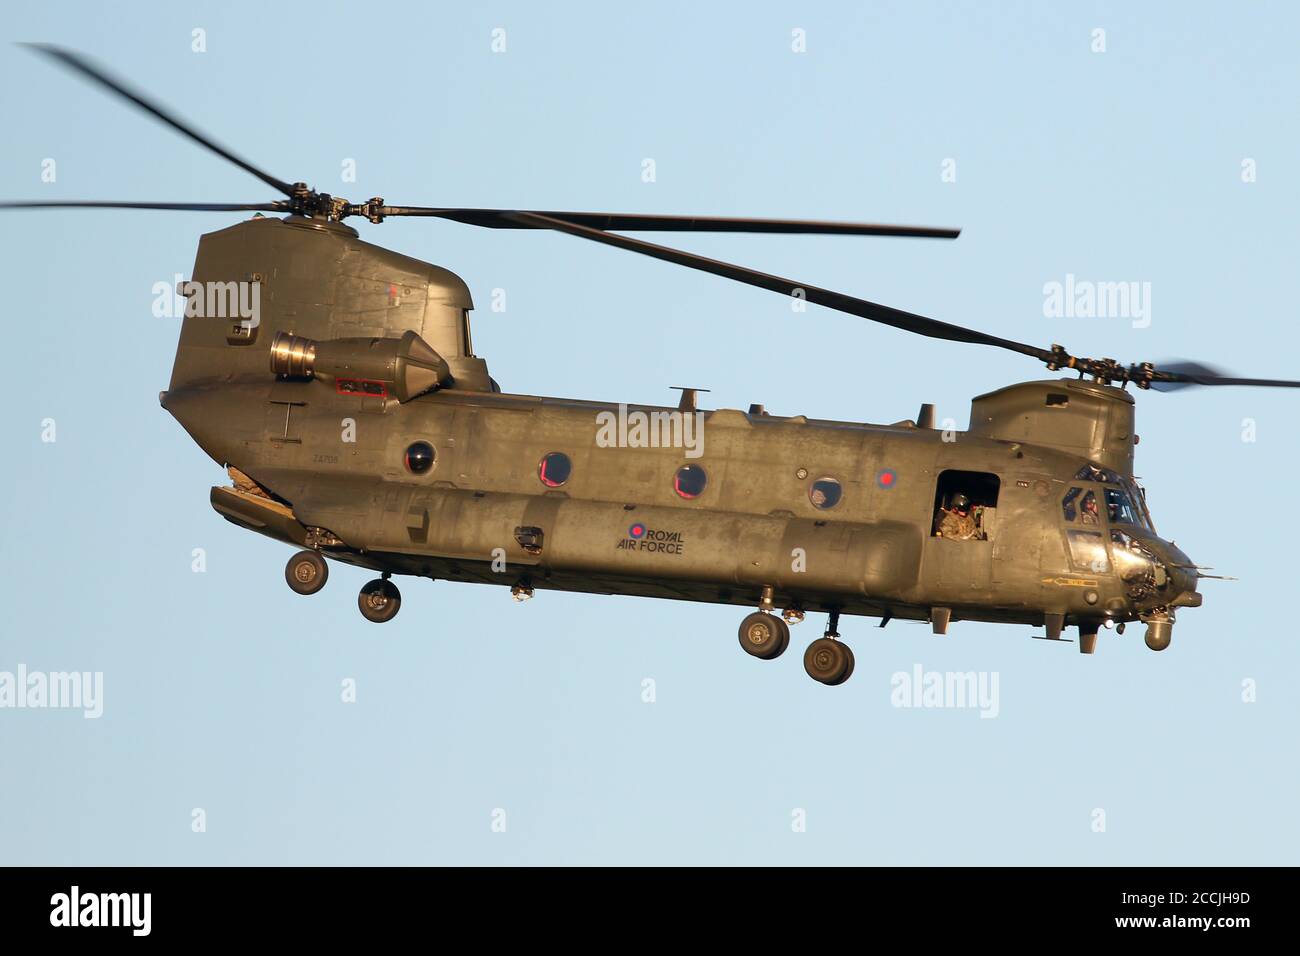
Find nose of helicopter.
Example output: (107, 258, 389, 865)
(1124, 534, 1202, 651)
(1170, 568, 1203, 608)
(1133, 535, 1201, 604)
(1154, 538, 1202, 604)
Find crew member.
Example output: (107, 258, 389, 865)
(935, 493, 977, 539)
(1080, 493, 1100, 526)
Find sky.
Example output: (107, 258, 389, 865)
(0, 1, 1296, 865)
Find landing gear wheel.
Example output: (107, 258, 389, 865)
(738, 611, 789, 660)
(835, 644, 855, 685)
(358, 578, 401, 623)
(285, 550, 328, 595)
(804, 637, 854, 685)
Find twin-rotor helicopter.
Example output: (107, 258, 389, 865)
(7, 45, 1294, 686)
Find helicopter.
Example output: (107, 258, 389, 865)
(7, 45, 1298, 687)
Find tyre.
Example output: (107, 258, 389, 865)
(358, 578, 401, 623)
(738, 611, 787, 660)
(285, 550, 328, 595)
(803, 637, 851, 685)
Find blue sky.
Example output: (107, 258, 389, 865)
(0, 1, 1296, 864)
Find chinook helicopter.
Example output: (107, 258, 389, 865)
(8, 46, 1298, 686)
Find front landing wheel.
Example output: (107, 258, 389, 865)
(804, 637, 854, 685)
(358, 578, 401, 623)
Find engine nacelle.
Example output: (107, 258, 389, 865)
(270, 329, 450, 402)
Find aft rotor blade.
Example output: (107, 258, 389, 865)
(23, 44, 296, 198)
(0, 200, 284, 212)
(374, 206, 960, 238)
(504, 211, 1053, 361)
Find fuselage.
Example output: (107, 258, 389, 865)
(160, 214, 1201, 642)
(164, 378, 1200, 631)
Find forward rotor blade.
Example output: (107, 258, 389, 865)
(0, 200, 284, 212)
(374, 206, 959, 238)
(505, 211, 1052, 361)
(1147, 360, 1300, 391)
(23, 44, 295, 198)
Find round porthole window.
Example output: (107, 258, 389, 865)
(674, 464, 708, 499)
(538, 452, 572, 487)
(405, 441, 435, 475)
(809, 477, 842, 510)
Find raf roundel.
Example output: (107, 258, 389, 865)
(628, 523, 647, 539)
(877, 468, 897, 489)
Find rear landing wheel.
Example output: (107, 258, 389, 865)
(358, 578, 401, 623)
(804, 637, 854, 685)
(738, 611, 789, 660)
(285, 550, 328, 595)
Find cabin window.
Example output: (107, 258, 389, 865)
(674, 464, 708, 499)
(932, 469, 999, 540)
(809, 477, 842, 510)
(538, 452, 572, 488)
(1067, 530, 1110, 573)
(404, 441, 435, 475)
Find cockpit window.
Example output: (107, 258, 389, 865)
(1067, 530, 1110, 573)
(1061, 487, 1082, 522)
(1079, 490, 1101, 525)
(1124, 479, 1155, 531)
(1072, 465, 1155, 531)
(1105, 487, 1141, 526)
